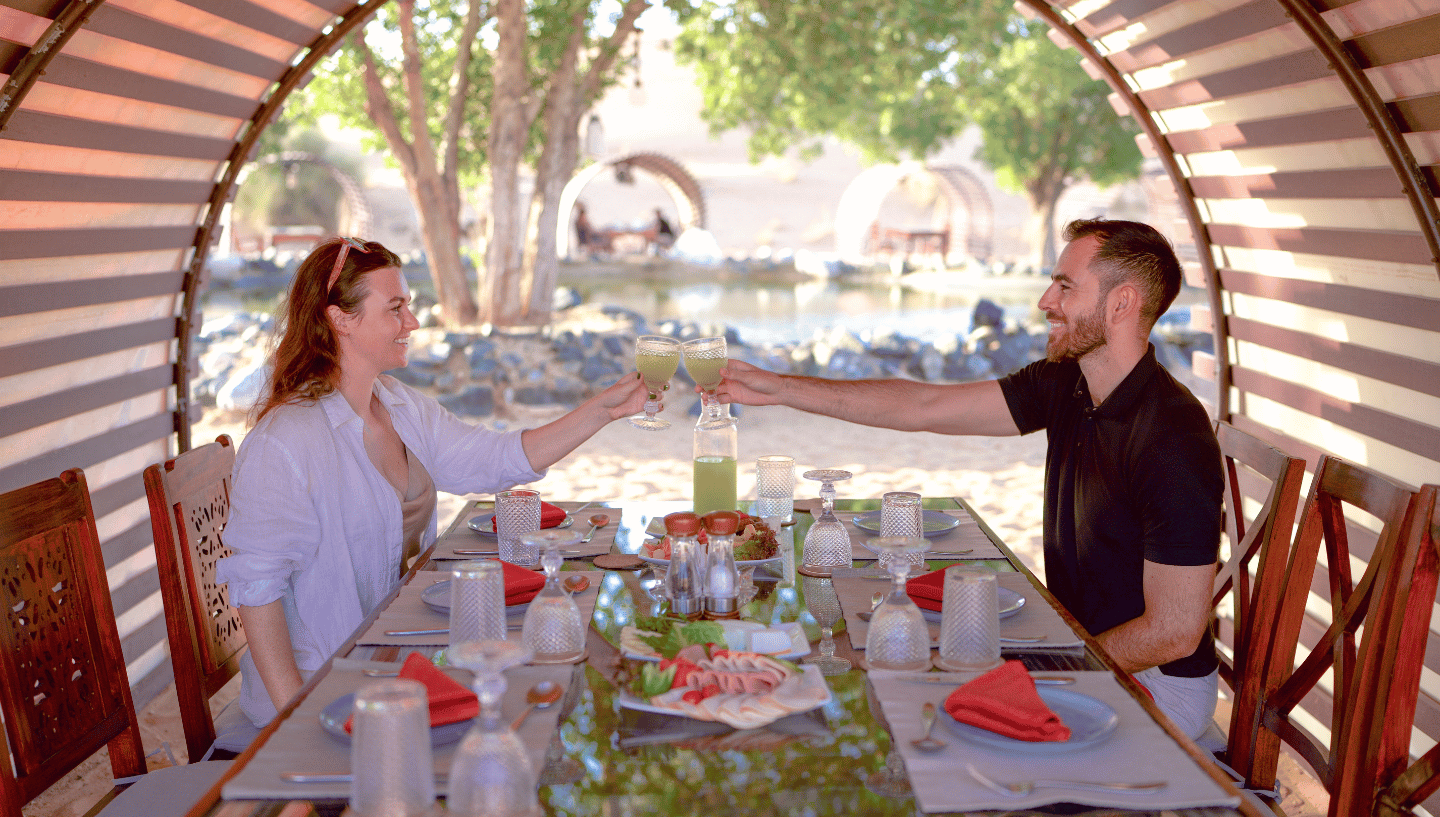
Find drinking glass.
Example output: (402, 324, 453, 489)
(802, 576, 851, 675)
(496, 489, 541, 568)
(681, 336, 727, 407)
(935, 565, 1002, 672)
(349, 678, 435, 817)
(630, 335, 680, 430)
(520, 529, 586, 663)
(878, 491, 926, 571)
(798, 469, 853, 578)
(450, 560, 506, 649)
(755, 454, 796, 525)
(446, 640, 538, 817)
(865, 536, 931, 671)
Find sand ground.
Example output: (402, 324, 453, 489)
(25, 404, 1325, 815)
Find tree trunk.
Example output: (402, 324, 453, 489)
(485, 0, 532, 327)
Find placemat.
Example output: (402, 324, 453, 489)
(869, 670, 1240, 813)
(834, 569, 1084, 652)
(432, 501, 615, 561)
(221, 661, 576, 801)
(357, 570, 604, 647)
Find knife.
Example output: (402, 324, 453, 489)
(896, 674, 1074, 685)
(448, 549, 590, 557)
(384, 624, 522, 636)
(283, 772, 450, 785)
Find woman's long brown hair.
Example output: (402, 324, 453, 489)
(251, 237, 403, 425)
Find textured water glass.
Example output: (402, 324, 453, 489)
(865, 536, 931, 671)
(936, 565, 1002, 672)
(496, 489, 541, 568)
(799, 469, 853, 577)
(878, 491, 926, 571)
(520, 529, 586, 663)
(349, 678, 435, 817)
(755, 454, 796, 524)
(450, 560, 506, 649)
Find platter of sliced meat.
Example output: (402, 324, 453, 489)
(619, 645, 832, 730)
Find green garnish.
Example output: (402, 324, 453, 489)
(634, 617, 725, 659)
(635, 662, 678, 698)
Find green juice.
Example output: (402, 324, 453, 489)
(636, 350, 679, 390)
(693, 455, 738, 516)
(685, 355, 725, 391)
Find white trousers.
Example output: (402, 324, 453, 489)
(1133, 666, 1219, 740)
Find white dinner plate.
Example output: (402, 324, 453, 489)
(853, 509, 961, 539)
(421, 579, 530, 616)
(942, 687, 1118, 754)
(915, 587, 1025, 623)
(319, 692, 473, 746)
(621, 620, 809, 662)
(466, 512, 573, 536)
(617, 664, 832, 730)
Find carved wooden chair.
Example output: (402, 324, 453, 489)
(1209, 422, 1305, 779)
(1242, 455, 1421, 814)
(144, 434, 253, 761)
(0, 469, 146, 815)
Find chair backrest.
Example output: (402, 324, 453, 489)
(143, 435, 247, 762)
(1349, 484, 1439, 816)
(1244, 454, 1419, 812)
(0, 469, 147, 816)
(1210, 422, 1305, 782)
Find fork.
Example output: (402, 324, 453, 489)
(965, 763, 1167, 797)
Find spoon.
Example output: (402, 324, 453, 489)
(581, 513, 611, 543)
(511, 680, 563, 731)
(563, 574, 591, 593)
(872, 591, 884, 610)
(911, 701, 946, 752)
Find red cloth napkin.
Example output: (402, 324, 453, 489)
(499, 559, 546, 605)
(345, 653, 478, 733)
(904, 566, 948, 612)
(943, 660, 1071, 742)
(486, 501, 567, 531)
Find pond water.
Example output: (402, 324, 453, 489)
(557, 263, 1052, 347)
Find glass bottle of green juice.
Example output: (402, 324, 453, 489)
(693, 399, 737, 516)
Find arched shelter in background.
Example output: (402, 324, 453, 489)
(556, 152, 706, 258)
(834, 162, 994, 264)
(227, 150, 372, 251)
(0, 1, 1437, 776)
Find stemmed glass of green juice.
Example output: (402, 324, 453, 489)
(681, 336, 727, 407)
(630, 335, 681, 430)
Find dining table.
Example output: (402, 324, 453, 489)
(182, 497, 1266, 817)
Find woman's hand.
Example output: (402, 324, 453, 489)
(598, 371, 653, 420)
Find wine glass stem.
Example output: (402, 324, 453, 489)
(819, 626, 836, 658)
(820, 481, 835, 516)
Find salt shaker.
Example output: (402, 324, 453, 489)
(702, 511, 741, 619)
(664, 511, 705, 620)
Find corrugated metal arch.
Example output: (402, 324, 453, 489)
(555, 151, 707, 257)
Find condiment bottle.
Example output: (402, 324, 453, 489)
(693, 401, 738, 516)
(702, 511, 741, 619)
(663, 511, 705, 620)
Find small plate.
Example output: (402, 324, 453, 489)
(621, 620, 809, 662)
(467, 512, 573, 536)
(319, 692, 473, 746)
(853, 510, 960, 539)
(915, 587, 1025, 623)
(421, 579, 530, 616)
(942, 687, 1118, 754)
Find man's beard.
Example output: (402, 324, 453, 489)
(1046, 301, 1107, 362)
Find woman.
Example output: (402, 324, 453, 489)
(216, 237, 650, 726)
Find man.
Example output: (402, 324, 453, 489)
(716, 219, 1223, 739)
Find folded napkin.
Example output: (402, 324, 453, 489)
(904, 566, 948, 612)
(346, 653, 478, 732)
(943, 660, 1071, 742)
(501, 559, 547, 605)
(485, 501, 567, 531)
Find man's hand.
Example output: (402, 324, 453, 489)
(715, 359, 784, 406)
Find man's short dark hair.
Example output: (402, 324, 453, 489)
(1063, 219, 1183, 328)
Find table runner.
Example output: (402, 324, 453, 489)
(834, 568, 1084, 653)
(221, 660, 576, 801)
(432, 501, 615, 561)
(869, 670, 1240, 813)
(357, 570, 604, 647)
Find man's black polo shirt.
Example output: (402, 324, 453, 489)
(998, 345, 1222, 677)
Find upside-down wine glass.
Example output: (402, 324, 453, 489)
(798, 469, 853, 578)
(865, 536, 932, 671)
(630, 335, 680, 430)
(446, 640, 538, 817)
(520, 529, 586, 664)
(802, 576, 851, 676)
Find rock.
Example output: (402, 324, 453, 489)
(439, 386, 494, 417)
(824, 348, 884, 380)
(216, 361, 268, 412)
(944, 353, 994, 381)
(912, 343, 946, 382)
(972, 298, 1005, 331)
(389, 366, 436, 389)
(580, 355, 623, 382)
(512, 385, 554, 406)
(865, 329, 916, 359)
(554, 287, 582, 311)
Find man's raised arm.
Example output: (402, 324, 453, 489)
(715, 359, 1021, 437)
